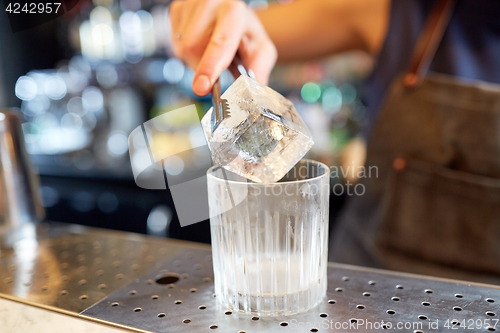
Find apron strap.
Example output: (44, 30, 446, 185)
(404, 0, 457, 89)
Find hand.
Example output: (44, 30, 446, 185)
(169, 0, 277, 96)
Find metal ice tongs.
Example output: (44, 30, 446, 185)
(211, 52, 255, 134)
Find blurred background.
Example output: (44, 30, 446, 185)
(0, 0, 372, 243)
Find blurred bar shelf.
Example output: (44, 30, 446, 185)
(32, 154, 134, 180)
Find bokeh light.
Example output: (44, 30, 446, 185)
(339, 83, 356, 104)
(119, 11, 141, 32)
(82, 86, 104, 112)
(147, 60, 166, 82)
(189, 126, 206, 148)
(163, 155, 184, 176)
(61, 113, 83, 133)
(21, 95, 50, 117)
(90, 6, 112, 24)
(301, 82, 321, 103)
(21, 122, 41, 144)
(41, 186, 60, 208)
(96, 63, 118, 88)
(15, 76, 37, 100)
(34, 112, 58, 133)
(147, 205, 172, 235)
(119, 11, 144, 63)
(67, 96, 88, 116)
(137, 10, 154, 31)
(81, 112, 97, 132)
(131, 148, 152, 176)
(92, 23, 114, 45)
(322, 87, 342, 114)
(44, 75, 67, 100)
(163, 58, 185, 84)
(97, 192, 119, 213)
(107, 132, 129, 156)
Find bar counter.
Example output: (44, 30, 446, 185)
(1, 223, 499, 332)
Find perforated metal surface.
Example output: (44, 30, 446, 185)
(82, 248, 500, 333)
(0, 223, 194, 313)
(2, 224, 500, 332)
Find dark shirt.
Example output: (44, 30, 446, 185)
(364, 0, 500, 132)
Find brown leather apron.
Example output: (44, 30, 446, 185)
(330, 0, 500, 284)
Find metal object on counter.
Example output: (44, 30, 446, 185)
(1, 223, 500, 332)
(0, 110, 44, 248)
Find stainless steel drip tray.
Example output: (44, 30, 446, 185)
(0, 223, 207, 314)
(2, 224, 500, 333)
(82, 248, 500, 333)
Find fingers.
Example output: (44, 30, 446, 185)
(243, 42, 277, 86)
(170, 0, 278, 96)
(192, 1, 248, 96)
(169, 1, 187, 57)
(169, 1, 184, 31)
(239, 14, 277, 85)
(173, 0, 222, 69)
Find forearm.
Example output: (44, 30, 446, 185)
(256, 0, 390, 62)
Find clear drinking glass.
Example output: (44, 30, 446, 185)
(207, 159, 330, 316)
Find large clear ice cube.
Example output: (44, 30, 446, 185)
(201, 75, 314, 183)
